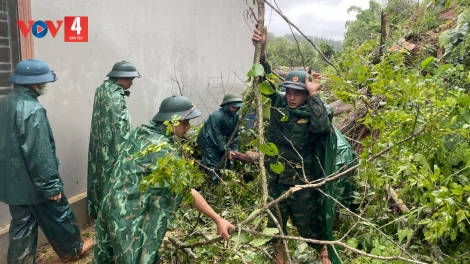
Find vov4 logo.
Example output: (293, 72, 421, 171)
(17, 16, 88, 42)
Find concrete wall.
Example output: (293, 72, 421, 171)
(0, 0, 254, 260)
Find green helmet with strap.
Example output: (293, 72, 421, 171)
(152, 95, 201, 122)
(280, 70, 312, 91)
(106, 61, 141, 78)
(220, 93, 243, 107)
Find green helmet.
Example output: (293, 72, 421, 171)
(280, 70, 312, 91)
(106, 61, 141, 78)
(220, 93, 243, 107)
(152, 95, 201, 122)
(8, 59, 57, 84)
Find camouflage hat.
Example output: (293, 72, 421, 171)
(106, 61, 140, 78)
(8, 59, 57, 85)
(152, 95, 201, 122)
(280, 70, 312, 91)
(220, 93, 243, 107)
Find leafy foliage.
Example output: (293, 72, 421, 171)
(330, 11, 470, 260)
(343, 1, 383, 49)
(438, 1, 470, 67)
(138, 115, 206, 204)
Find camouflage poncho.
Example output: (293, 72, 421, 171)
(87, 79, 132, 218)
(93, 121, 182, 264)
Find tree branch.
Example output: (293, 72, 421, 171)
(253, 0, 269, 206)
(239, 228, 427, 264)
(264, 1, 340, 75)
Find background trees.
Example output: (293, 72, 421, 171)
(265, 32, 340, 72)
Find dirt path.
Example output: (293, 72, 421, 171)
(35, 224, 95, 264)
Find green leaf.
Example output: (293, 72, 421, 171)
(421, 56, 434, 69)
(259, 143, 279, 156)
(451, 184, 464, 195)
(450, 115, 458, 125)
(259, 81, 275, 95)
(450, 228, 457, 241)
(262, 227, 279, 235)
(397, 229, 406, 243)
(266, 73, 279, 81)
(248, 138, 260, 147)
(347, 238, 358, 249)
(247, 63, 265, 77)
(270, 162, 285, 174)
(436, 64, 452, 76)
(419, 219, 430, 225)
(249, 237, 271, 247)
(263, 104, 271, 119)
(247, 209, 261, 225)
(280, 114, 288, 122)
(231, 232, 250, 243)
(456, 210, 467, 224)
(457, 8, 470, 25)
(439, 30, 450, 47)
(248, 209, 259, 217)
(252, 216, 262, 226)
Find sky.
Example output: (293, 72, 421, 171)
(264, 0, 372, 41)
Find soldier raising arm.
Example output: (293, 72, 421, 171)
(252, 26, 337, 264)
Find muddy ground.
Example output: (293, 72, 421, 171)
(35, 223, 95, 264)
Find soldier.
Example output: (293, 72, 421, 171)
(252, 28, 338, 264)
(94, 95, 234, 264)
(87, 61, 140, 219)
(196, 93, 243, 184)
(0, 59, 93, 263)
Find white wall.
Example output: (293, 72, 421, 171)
(0, 0, 254, 227)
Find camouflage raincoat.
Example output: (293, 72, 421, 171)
(87, 79, 132, 218)
(94, 121, 182, 264)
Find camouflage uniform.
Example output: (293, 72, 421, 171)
(87, 79, 132, 219)
(265, 91, 337, 248)
(94, 121, 182, 264)
(261, 59, 338, 250)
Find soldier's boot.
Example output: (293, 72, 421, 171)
(61, 238, 93, 262)
(317, 246, 331, 264)
(272, 242, 287, 264)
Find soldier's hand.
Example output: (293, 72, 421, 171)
(228, 150, 238, 160)
(216, 218, 235, 239)
(49, 193, 62, 202)
(305, 72, 322, 96)
(252, 24, 267, 46)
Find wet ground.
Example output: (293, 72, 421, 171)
(35, 224, 95, 264)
